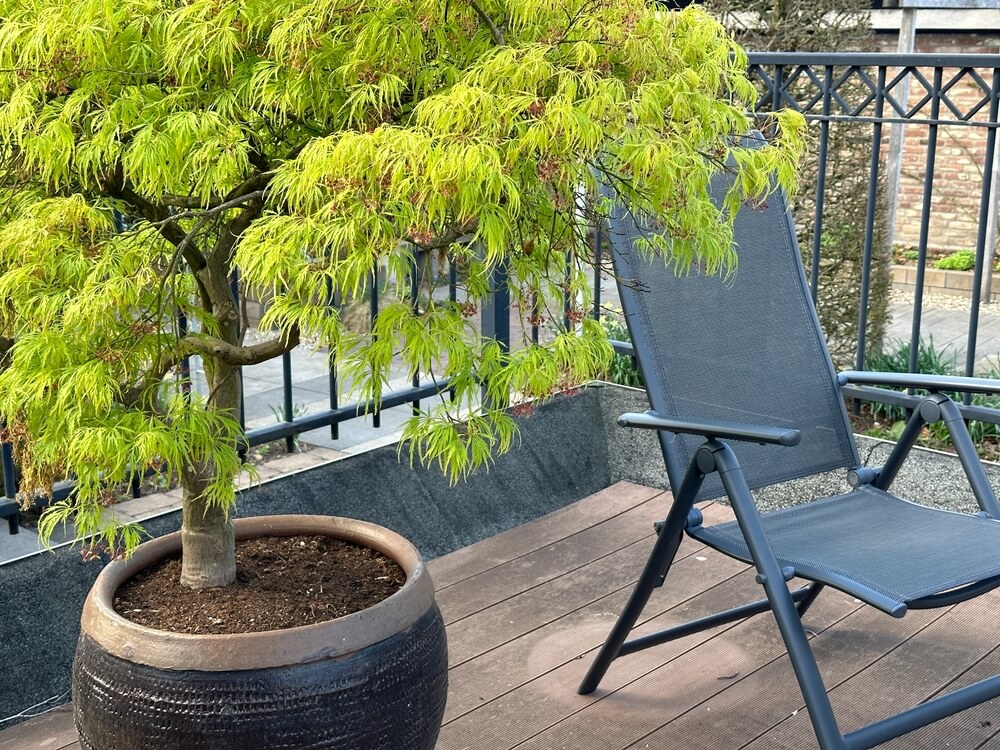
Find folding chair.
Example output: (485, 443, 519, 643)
(581, 148, 1000, 749)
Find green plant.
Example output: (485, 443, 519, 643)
(268, 402, 311, 450)
(0, 0, 805, 589)
(598, 314, 644, 389)
(934, 249, 977, 272)
(865, 337, 958, 379)
(863, 339, 1000, 455)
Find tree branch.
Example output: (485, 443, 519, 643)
(121, 350, 178, 413)
(107, 181, 209, 273)
(147, 190, 267, 229)
(466, 0, 506, 45)
(224, 171, 276, 204)
(161, 192, 222, 209)
(210, 201, 262, 270)
(0, 336, 13, 366)
(407, 222, 478, 251)
(181, 326, 301, 367)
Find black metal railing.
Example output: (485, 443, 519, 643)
(749, 52, 1000, 379)
(3, 52, 1000, 529)
(602, 52, 1000, 421)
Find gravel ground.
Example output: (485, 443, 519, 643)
(890, 288, 1000, 315)
(753, 436, 1000, 516)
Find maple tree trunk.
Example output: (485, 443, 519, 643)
(179, 462, 236, 588)
(179, 356, 241, 588)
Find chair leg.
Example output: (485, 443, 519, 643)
(578, 505, 687, 694)
(712, 442, 848, 750)
(796, 582, 824, 617)
(578, 460, 706, 695)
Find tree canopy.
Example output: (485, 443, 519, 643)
(0, 0, 804, 562)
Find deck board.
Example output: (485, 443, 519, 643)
(742, 598, 1000, 750)
(0, 704, 76, 750)
(429, 481, 663, 590)
(4, 480, 1000, 750)
(434, 490, 666, 625)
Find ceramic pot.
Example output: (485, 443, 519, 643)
(73, 515, 448, 750)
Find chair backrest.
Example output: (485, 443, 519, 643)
(608, 169, 860, 502)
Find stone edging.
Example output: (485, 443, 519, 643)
(891, 264, 1000, 303)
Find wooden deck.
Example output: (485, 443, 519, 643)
(4, 481, 1000, 749)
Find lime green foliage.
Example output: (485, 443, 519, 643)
(0, 0, 804, 563)
(934, 250, 976, 272)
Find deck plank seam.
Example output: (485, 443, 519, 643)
(440, 562, 754, 723)
(433, 492, 673, 597)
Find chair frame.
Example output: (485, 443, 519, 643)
(580, 255, 1000, 748)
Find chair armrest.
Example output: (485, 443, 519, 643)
(617, 411, 801, 446)
(839, 370, 1000, 396)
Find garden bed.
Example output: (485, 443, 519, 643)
(890, 247, 1000, 302)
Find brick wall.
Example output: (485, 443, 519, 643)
(876, 32, 1000, 253)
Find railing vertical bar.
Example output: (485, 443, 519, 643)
(281, 350, 294, 452)
(327, 278, 339, 440)
(410, 251, 421, 416)
(448, 261, 458, 401)
(907, 67, 944, 380)
(855, 65, 888, 374)
(2, 433, 16, 500)
(370, 262, 381, 429)
(481, 259, 511, 408)
(593, 228, 603, 319)
(809, 66, 834, 303)
(531, 293, 540, 344)
(230, 271, 246, 431)
(773, 64, 785, 111)
(563, 250, 572, 332)
(177, 312, 192, 398)
(963, 67, 1000, 394)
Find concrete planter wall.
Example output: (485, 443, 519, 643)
(891, 264, 1000, 302)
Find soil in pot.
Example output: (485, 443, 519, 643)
(113, 535, 407, 634)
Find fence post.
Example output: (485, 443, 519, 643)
(480, 258, 511, 408)
(1, 432, 19, 534)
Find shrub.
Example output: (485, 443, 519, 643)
(934, 250, 977, 272)
(598, 314, 644, 389)
(863, 339, 1000, 451)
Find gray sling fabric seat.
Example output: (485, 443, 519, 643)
(579, 137, 1000, 750)
(690, 486, 1000, 613)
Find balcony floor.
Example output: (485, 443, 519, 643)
(4, 481, 1000, 750)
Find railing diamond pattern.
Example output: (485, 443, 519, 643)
(748, 54, 1000, 127)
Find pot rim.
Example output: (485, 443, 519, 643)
(79, 514, 436, 671)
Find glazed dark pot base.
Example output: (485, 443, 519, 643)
(74, 603, 447, 750)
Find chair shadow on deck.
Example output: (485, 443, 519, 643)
(580, 138, 1000, 750)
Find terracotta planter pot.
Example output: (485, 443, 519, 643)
(73, 515, 448, 750)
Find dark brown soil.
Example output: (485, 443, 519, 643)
(114, 535, 407, 634)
